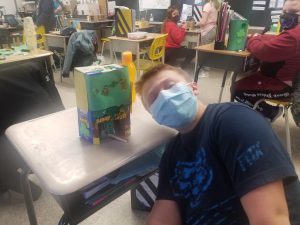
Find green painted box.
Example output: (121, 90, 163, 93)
(74, 64, 131, 144)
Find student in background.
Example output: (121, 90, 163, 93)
(52, 0, 64, 15)
(162, 6, 195, 69)
(198, 0, 220, 45)
(196, 0, 220, 77)
(232, 0, 300, 122)
(35, 0, 56, 33)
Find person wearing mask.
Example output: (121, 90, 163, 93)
(198, 0, 220, 45)
(135, 64, 300, 225)
(196, 0, 220, 77)
(162, 6, 196, 69)
(35, 0, 56, 33)
(232, 0, 300, 122)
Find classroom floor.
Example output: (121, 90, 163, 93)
(1, 56, 300, 225)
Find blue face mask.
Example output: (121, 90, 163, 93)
(150, 82, 198, 129)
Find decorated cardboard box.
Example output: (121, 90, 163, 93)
(74, 64, 131, 144)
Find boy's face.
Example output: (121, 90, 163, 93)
(141, 70, 194, 111)
(283, 0, 300, 22)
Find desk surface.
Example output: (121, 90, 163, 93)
(80, 19, 114, 24)
(0, 49, 53, 66)
(108, 33, 162, 42)
(45, 33, 70, 38)
(0, 26, 18, 30)
(5, 100, 177, 195)
(195, 43, 250, 57)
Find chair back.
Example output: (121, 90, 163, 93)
(148, 34, 168, 61)
(36, 25, 46, 49)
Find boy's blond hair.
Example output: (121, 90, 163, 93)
(135, 64, 191, 95)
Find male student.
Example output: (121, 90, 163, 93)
(232, 0, 300, 122)
(135, 64, 300, 225)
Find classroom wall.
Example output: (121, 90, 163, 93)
(227, 0, 273, 28)
(0, 0, 22, 15)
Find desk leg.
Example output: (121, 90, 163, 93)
(58, 214, 71, 225)
(20, 168, 38, 225)
(230, 72, 238, 102)
(46, 56, 55, 83)
(110, 40, 113, 64)
(218, 70, 228, 103)
(194, 33, 200, 77)
(136, 43, 140, 78)
(194, 62, 202, 84)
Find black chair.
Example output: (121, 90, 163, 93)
(0, 62, 64, 200)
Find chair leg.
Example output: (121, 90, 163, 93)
(284, 106, 292, 157)
(114, 52, 118, 64)
(101, 41, 105, 57)
(253, 99, 266, 110)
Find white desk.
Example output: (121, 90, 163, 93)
(5, 100, 177, 225)
(44, 33, 69, 55)
(108, 33, 163, 77)
(183, 29, 201, 48)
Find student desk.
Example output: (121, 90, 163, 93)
(194, 43, 250, 102)
(108, 33, 163, 77)
(0, 49, 54, 82)
(45, 32, 69, 55)
(5, 100, 177, 225)
(183, 29, 201, 48)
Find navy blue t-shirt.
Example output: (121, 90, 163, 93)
(157, 103, 299, 225)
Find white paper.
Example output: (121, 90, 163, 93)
(108, 1, 116, 16)
(272, 18, 279, 22)
(181, 4, 193, 21)
(269, 0, 277, 8)
(253, 1, 266, 5)
(139, 0, 171, 10)
(252, 6, 265, 10)
(277, 0, 284, 8)
(271, 10, 282, 14)
(194, 0, 203, 5)
(271, 15, 280, 19)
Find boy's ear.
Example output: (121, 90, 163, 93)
(188, 82, 199, 96)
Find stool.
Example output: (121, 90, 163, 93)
(100, 38, 117, 63)
(253, 99, 292, 156)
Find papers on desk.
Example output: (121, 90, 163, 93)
(81, 147, 164, 207)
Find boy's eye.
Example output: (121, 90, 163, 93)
(149, 93, 158, 105)
(165, 82, 175, 90)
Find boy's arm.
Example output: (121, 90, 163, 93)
(147, 200, 182, 225)
(247, 32, 297, 62)
(240, 180, 290, 225)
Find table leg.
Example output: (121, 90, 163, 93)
(136, 43, 140, 78)
(218, 70, 228, 103)
(230, 72, 238, 102)
(194, 62, 202, 83)
(20, 168, 38, 225)
(110, 40, 113, 64)
(194, 33, 200, 77)
(58, 214, 71, 225)
(45, 56, 55, 83)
